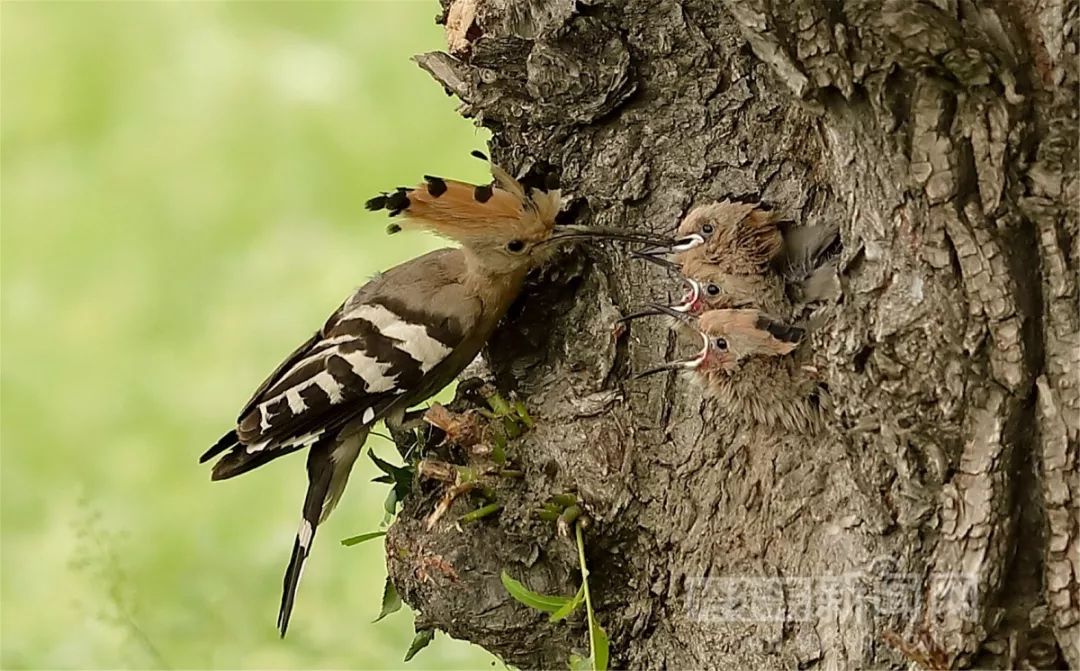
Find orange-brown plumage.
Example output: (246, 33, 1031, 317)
(402, 179, 542, 240)
(677, 201, 783, 274)
(366, 160, 563, 253)
(675, 199, 759, 238)
(635, 307, 820, 432)
(695, 309, 802, 372)
(681, 256, 788, 315)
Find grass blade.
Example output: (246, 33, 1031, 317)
(340, 530, 386, 546)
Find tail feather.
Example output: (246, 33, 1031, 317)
(210, 444, 305, 481)
(277, 436, 336, 638)
(277, 519, 319, 637)
(200, 430, 239, 464)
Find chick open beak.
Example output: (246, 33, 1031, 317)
(672, 278, 701, 313)
(634, 329, 710, 379)
(616, 279, 700, 324)
(630, 303, 710, 378)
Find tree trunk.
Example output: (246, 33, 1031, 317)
(386, 1, 1078, 668)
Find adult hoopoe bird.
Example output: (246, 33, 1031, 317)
(200, 153, 670, 635)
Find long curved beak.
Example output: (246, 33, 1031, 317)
(634, 328, 710, 379)
(632, 250, 679, 270)
(635, 331, 709, 379)
(547, 225, 675, 247)
(643, 303, 693, 323)
(635, 360, 693, 379)
(617, 306, 668, 323)
(617, 302, 691, 325)
(634, 233, 705, 257)
(618, 279, 700, 324)
(630, 306, 708, 380)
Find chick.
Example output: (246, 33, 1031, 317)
(635, 199, 781, 272)
(636, 307, 823, 433)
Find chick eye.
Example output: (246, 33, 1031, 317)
(706, 283, 720, 296)
(506, 240, 526, 253)
(701, 223, 714, 234)
(714, 337, 728, 351)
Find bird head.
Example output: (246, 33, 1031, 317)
(616, 266, 761, 325)
(633, 199, 779, 273)
(366, 152, 672, 276)
(634, 307, 804, 378)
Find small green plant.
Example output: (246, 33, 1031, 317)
(370, 450, 415, 523)
(501, 514, 608, 671)
(344, 389, 537, 664)
(570, 522, 608, 671)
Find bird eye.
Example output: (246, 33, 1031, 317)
(714, 337, 728, 351)
(706, 283, 720, 296)
(701, 224, 714, 234)
(506, 240, 526, 253)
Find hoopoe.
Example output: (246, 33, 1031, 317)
(624, 200, 787, 326)
(632, 199, 839, 319)
(200, 153, 671, 636)
(635, 306, 822, 432)
(635, 199, 782, 273)
(620, 262, 789, 324)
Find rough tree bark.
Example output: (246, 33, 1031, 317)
(384, 1, 1078, 668)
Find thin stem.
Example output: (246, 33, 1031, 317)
(575, 522, 597, 668)
(459, 502, 503, 524)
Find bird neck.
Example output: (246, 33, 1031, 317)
(461, 247, 530, 315)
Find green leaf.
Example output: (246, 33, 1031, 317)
(370, 450, 413, 521)
(500, 570, 573, 614)
(403, 628, 435, 662)
(589, 616, 609, 671)
(340, 530, 386, 547)
(485, 391, 512, 416)
(383, 488, 398, 521)
(567, 618, 608, 671)
(459, 502, 502, 524)
(374, 576, 402, 622)
(514, 399, 535, 427)
(369, 452, 414, 498)
(552, 493, 578, 508)
(368, 450, 403, 476)
(503, 415, 522, 439)
(491, 432, 507, 465)
(548, 583, 585, 623)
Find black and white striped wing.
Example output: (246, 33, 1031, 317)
(203, 288, 476, 479)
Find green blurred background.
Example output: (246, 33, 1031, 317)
(1, 2, 498, 668)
